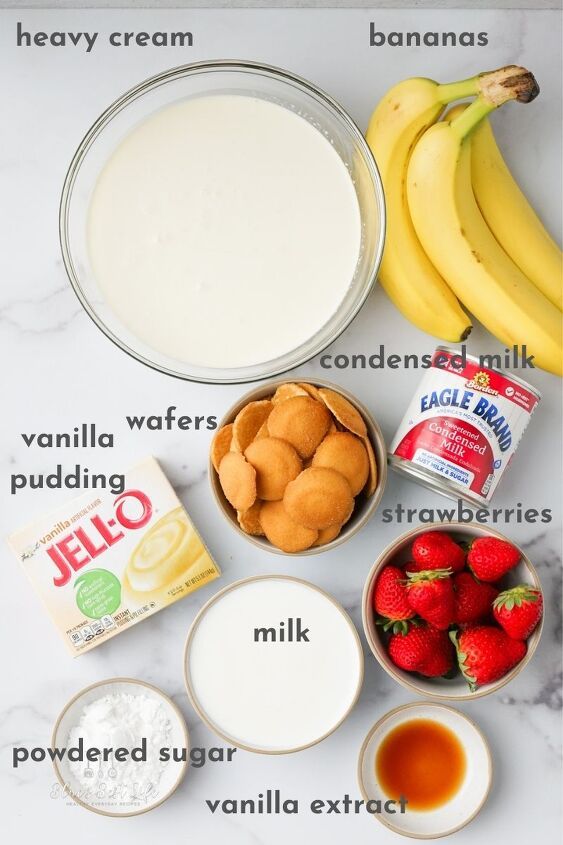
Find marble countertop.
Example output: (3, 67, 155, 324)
(2, 2, 561, 11)
(1, 6, 561, 844)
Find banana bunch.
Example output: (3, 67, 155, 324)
(366, 65, 563, 376)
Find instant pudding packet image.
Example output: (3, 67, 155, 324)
(7, 457, 221, 656)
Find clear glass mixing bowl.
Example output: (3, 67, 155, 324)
(60, 61, 385, 384)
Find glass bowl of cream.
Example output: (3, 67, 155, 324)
(60, 60, 385, 383)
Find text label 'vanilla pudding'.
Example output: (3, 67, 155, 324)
(88, 95, 362, 369)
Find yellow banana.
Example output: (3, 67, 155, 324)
(366, 76, 477, 342)
(471, 117, 563, 311)
(407, 69, 563, 376)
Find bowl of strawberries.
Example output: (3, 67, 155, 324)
(362, 523, 543, 700)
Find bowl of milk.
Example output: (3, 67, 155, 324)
(184, 575, 364, 753)
(60, 60, 385, 383)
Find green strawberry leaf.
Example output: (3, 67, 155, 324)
(377, 616, 404, 634)
(493, 584, 541, 612)
(376, 615, 419, 635)
(406, 567, 453, 585)
(449, 629, 477, 692)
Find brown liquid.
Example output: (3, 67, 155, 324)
(376, 718, 466, 811)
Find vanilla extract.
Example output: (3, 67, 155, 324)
(205, 789, 408, 815)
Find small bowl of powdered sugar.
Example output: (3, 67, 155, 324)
(52, 677, 189, 816)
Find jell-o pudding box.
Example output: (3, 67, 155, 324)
(8, 457, 220, 655)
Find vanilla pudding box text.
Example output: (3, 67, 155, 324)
(8, 457, 221, 655)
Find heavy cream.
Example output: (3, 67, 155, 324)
(185, 576, 363, 752)
(87, 95, 361, 369)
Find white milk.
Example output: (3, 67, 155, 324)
(186, 577, 363, 752)
(87, 95, 361, 369)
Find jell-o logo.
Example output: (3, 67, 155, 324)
(46, 490, 153, 587)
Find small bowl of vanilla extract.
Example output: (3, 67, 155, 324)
(357, 701, 492, 839)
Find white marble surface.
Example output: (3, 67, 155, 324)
(3, 2, 561, 10)
(1, 6, 561, 844)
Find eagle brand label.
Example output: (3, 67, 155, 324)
(390, 349, 540, 506)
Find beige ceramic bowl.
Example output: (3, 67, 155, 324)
(210, 378, 387, 555)
(362, 523, 543, 700)
(52, 678, 189, 817)
(183, 574, 364, 753)
(357, 701, 492, 839)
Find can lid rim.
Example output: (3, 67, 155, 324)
(434, 346, 542, 403)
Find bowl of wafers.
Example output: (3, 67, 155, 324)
(210, 379, 387, 555)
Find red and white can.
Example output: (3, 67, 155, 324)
(389, 347, 541, 507)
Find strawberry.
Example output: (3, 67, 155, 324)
(467, 536, 520, 582)
(388, 624, 454, 677)
(373, 565, 414, 633)
(411, 532, 465, 573)
(450, 626, 526, 691)
(453, 572, 499, 625)
(406, 569, 455, 630)
(493, 585, 543, 640)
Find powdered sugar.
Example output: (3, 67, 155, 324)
(67, 691, 172, 804)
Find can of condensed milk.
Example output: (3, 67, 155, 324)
(389, 347, 541, 507)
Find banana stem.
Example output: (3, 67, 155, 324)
(478, 65, 539, 106)
(437, 76, 480, 104)
(450, 65, 539, 141)
(450, 96, 497, 140)
(436, 65, 539, 111)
